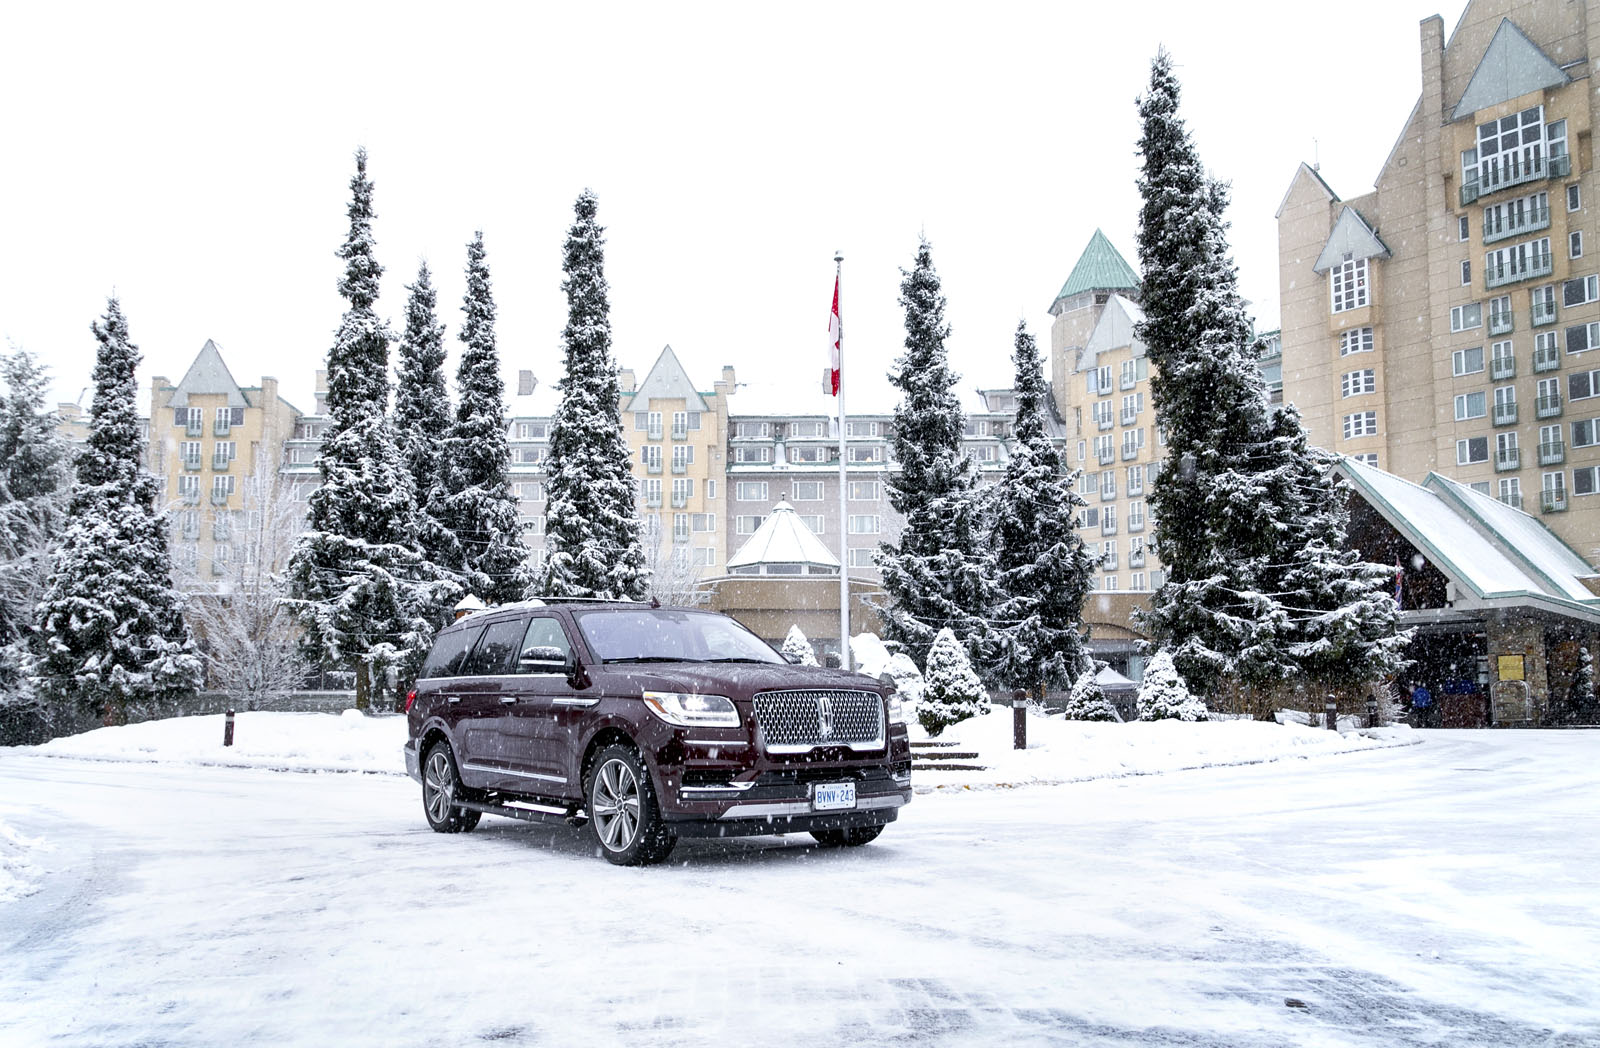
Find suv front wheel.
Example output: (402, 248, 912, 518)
(587, 744, 676, 866)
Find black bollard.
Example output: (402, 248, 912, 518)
(224, 709, 235, 747)
(1325, 697, 1338, 731)
(1012, 691, 1028, 750)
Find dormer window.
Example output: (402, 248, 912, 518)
(1331, 257, 1368, 313)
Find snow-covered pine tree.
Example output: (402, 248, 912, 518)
(1062, 668, 1119, 722)
(1136, 649, 1206, 722)
(541, 190, 648, 600)
(393, 260, 458, 595)
(0, 348, 73, 743)
(1571, 644, 1597, 722)
(285, 150, 445, 710)
(987, 321, 1095, 696)
(781, 625, 819, 666)
(1133, 51, 1300, 698)
(440, 232, 534, 606)
(918, 627, 990, 736)
(30, 300, 201, 727)
(877, 238, 996, 672)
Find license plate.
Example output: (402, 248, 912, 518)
(812, 781, 856, 811)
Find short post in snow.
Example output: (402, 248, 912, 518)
(223, 709, 236, 747)
(1324, 696, 1338, 731)
(1012, 690, 1028, 750)
(1366, 695, 1380, 729)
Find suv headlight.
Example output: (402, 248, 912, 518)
(886, 691, 906, 726)
(642, 691, 741, 728)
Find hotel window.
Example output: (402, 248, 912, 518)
(1340, 369, 1376, 398)
(789, 445, 828, 464)
(1451, 343, 1481, 375)
(671, 478, 693, 502)
(1575, 419, 1600, 449)
(1563, 275, 1598, 307)
(1569, 322, 1600, 353)
(1499, 478, 1521, 504)
(732, 445, 771, 464)
(1474, 106, 1547, 190)
(1531, 285, 1557, 324)
(211, 475, 235, 500)
(847, 548, 876, 568)
(734, 482, 768, 501)
(1572, 368, 1600, 402)
(1120, 428, 1145, 456)
(671, 444, 693, 470)
(734, 515, 763, 535)
(1454, 392, 1487, 420)
(1569, 184, 1582, 212)
(1450, 303, 1483, 332)
(1461, 260, 1471, 286)
(694, 547, 717, 567)
(1130, 572, 1147, 591)
(1330, 257, 1368, 313)
(1126, 464, 1145, 495)
(641, 479, 662, 504)
(1353, 453, 1380, 467)
(1102, 575, 1119, 592)
(1575, 465, 1600, 497)
(1572, 231, 1584, 261)
(1456, 436, 1489, 464)
(969, 445, 997, 463)
(177, 475, 200, 498)
(691, 513, 716, 532)
(1339, 327, 1374, 355)
(847, 445, 885, 463)
(1459, 215, 1470, 241)
(799, 515, 825, 534)
(1128, 501, 1145, 530)
(848, 481, 880, 501)
(847, 515, 881, 535)
(844, 420, 880, 437)
(734, 421, 769, 438)
(1342, 411, 1378, 438)
(1092, 400, 1114, 428)
(1099, 470, 1116, 499)
(641, 445, 662, 470)
(789, 420, 824, 438)
(791, 481, 823, 501)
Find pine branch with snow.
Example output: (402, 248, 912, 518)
(394, 260, 459, 597)
(781, 625, 819, 666)
(919, 627, 989, 736)
(1136, 650, 1207, 722)
(1062, 668, 1118, 722)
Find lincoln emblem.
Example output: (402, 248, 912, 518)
(817, 696, 834, 740)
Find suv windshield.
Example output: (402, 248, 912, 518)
(574, 608, 785, 665)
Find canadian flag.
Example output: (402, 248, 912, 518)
(827, 274, 841, 396)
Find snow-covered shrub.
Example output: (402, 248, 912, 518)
(1137, 650, 1207, 722)
(780, 625, 819, 667)
(919, 628, 988, 736)
(1062, 668, 1118, 722)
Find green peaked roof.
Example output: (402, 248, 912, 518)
(1051, 229, 1139, 308)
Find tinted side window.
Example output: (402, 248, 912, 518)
(420, 625, 486, 679)
(519, 616, 573, 665)
(464, 618, 526, 677)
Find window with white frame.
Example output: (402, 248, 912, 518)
(732, 445, 771, 464)
(847, 481, 880, 501)
(1475, 105, 1547, 189)
(1094, 434, 1115, 461)
(799, 515, 825, 534)
(1488, 295, 1512, 329)
(1102, 505, 1117, 533)
(1574, 418, 1600, 449)
(1128, 501, 1145, 530)
(177, 474, 199, 498)
(1571, 368, 1600, 402)
(1485, 237, 1551, 284)
(1101, 540, 1118, 569)
(1496, 431, 1519, 459)
(1102, 574, 1119, 592)
(1575, 465, 1600, 497)
(1339, 327, 1374, 355)
(691, 513, 716, 532)
(847, 515, 880, 535)
(1490, 340, 1514, 370)
(671, 444, 693, 470)
(1469, 481, 1492, 495)
(1353, 453, 1380, 467)
(1531, 284, 1557, 323)
(847, 445, 885, 463)
(1092, 400, 1114, 428)
(1330, 257, 1369, 313)
(1461, 260, 1472, 286)
(179, 440, 202, 466)
(734, 515, 763, 535)
(1077, 472, 1095, 496)
(641, 478, 662, 504)
(847, 547, 876, 568)
(1131, 572, 1147, 591)
(1572, 231, 1584, 260)
(1499, 477, 1521, 502)
(1120, 393, 1143, 421)
(671, 411, 687, 436)
(1341, 369, 1376, 397)
(1540, 422, 1563, 450)
(706, 479, 717, 500)
(693, 547, 717, 566)
(1459, 215, 1470, 241)
(1569, 184, 1582, 212)
(641, 444, 663, 470)
(1569, 322, 1600, 353)
(1342, 411, 1378, 438)
(789, 445, 828, 464)
(790, 481, 823, 501)
(211, 474, 235, 499)
(671, 478, 693, 502)
(1543, 471, 1566, 498)
(1127, 464, 1145, 495)
(1076, 440, 1087, 463)
(1121, 428, 1145, 456)
(1099, 470, 1116, 499)
(517, 481, 545, 502)
(1538, 377, 1560, 408)
(734, 421, 770, 438)
(1451, 303, 1483, 332)
(1078, 507, 1099, 529)
(1456, 436, 1489, 464)
(1563, 275, 1598, 307)
(526, 515, 546, 536)
(844, 420, 880, 438)
(969, 445, 997, 463)
(1454, 391, 1487, 420)
(734, 481, 768, 501)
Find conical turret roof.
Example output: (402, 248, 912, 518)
(1050, 229, 1139, 310)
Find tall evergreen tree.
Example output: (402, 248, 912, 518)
(286, 150, 444, 710)
(876, 238, 995, 672)
(986, 321, 1095, 695)
(31, 300, 201, 726)
(541, 190, 648, 600)
(441, 232, 534, 605)
(393, 260, 458, 587)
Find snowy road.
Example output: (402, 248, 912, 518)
(1, 733, 1597, 1047)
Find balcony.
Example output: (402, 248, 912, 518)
(1129, 549, 1146, 569)
(673, 531, 690, 545)
(644, 495, 662, 509)
(1487, 311, 1514, 336)
(1099, 487, 1116, 502)
(1121, 444, 1140, 461)
(1476, 152, 1569, 200)
(1127, 482, 1144, 497)
(670, 425, 688, 441)
(1532, 300, 1557, 326)
(645, 461, 662, 475)
(212, 456, 232, 472)
(179, 489, 200, 506)
(1097, 416, 1113, 431)
(1497, 492, 1524, 510)
(1536, 393, 1562, 419)
(1128, 516, 1146, 533)
(181, 456, 203, 472)
(1538, 440, 1565, 465)
(212, 520, 231, 542)
(1534, 346, 1561, 372)
(1495, 447, 1520, 471)
(1101, 519, 1117, 536)
(671, 461, 687, 474)
(1482, 204, 1551, 246)
(1119, 374, 1136, 390)
(214, 418, 232, 436)
(1541, 489, 1568, 513)
(1097, 448, 1116, 466)
(1121, 411, 1139, 427)
(1101, 553, 1119, 571)
(670, 493, 688, 508)
(210, 492, 231, 506)
(646, 425, 663, 441)
(1485, 249, 1553, 290)
(1493, 403, 1518, 425)
(185, 421, 204, 438)
(1490, 355, 1516, 380)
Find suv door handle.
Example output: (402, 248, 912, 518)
(446, 696, 460, 704)
(500, 696, 518, 705)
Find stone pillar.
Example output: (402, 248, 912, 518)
(1486, 614, 1550, 726)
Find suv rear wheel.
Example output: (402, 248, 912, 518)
(587, 744, 676, 866)
(422, 740, 481, 834)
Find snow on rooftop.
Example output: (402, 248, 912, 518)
(1428, 473, 1598, 603)
(726, 381, 892, 418)
(725, 500, 840, 571)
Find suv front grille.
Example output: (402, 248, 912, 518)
(752, 690, 885, 753)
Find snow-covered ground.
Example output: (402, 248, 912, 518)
(2, 725, 1597, 1046)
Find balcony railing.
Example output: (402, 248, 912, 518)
(1128, 516, 1146, 533)
(1101, 554, 1119, 571)
(671, 461, 688, 474)
(1099, 487, 1116, 502)
(1476, 152, 1569, 199)
(644, 495, 662, 508)
(1482, 204, 1551, 246)
(670, 425, 688, 441)
(645, 461, 662, 475)
(1097, 448, 1116, 465)
(210, 492, 231, 506)
(180, 490, 200, 505)
(1538, 440, 1565, 465)
(1119, 374, 1136, 390)
(1532, 300, 1557, 326)
(1121, 444, 1140, 461)
(1485, 249, 1553, 290)
(180, 522, 200, 540)
(212, 521, 231, 542)
(1541, 489, 1568, 513)
(1097, 417, 1113, 431)
(1536, 393, 1562, 418)
(1120, 411, 1138, 427)
(670, 493, 688, 508)
(1129, 550, 1146, 568)
(1488, 311, 1514, 336)
(1490, 355, 1516, 380)
(646, 425, 663, 441)
(673, 531, 690, 544)
(1127, 482, 1144, 498)
(1493, 403, 1518, 425)
(185, 421, 205, 438)
(212, 456, 232, 471)
(1497, 492, 1524, 510)
(1101, 519, 1117, 536)
(1495, 447, 1520, 471)
(182, 456, 203, 472)
(1533, 346, 1561, 372)
(214, 418, 232, 436)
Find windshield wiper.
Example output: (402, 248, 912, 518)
(698, 657, 779, 664)
(603, 656, 688, 664)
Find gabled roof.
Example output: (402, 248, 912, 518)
(628, 345, 707, 411)
(1312, 207, 1392, 274)
(726, 501, 839, 573)
(1275, 161, 1339, 220)
(1451, 18, 1568, 122)
(169, 340, 248, 408)
(1080, 294, 1146, 371)
(1336, 458, 1598, 618)
(1050, 229, 1139, 312)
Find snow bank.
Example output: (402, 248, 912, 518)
(0, 818, 48, 903)
(911, 705, 1417, 790)
(23, 709, 408, 776)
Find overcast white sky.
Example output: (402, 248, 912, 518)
(1, 1, 1468, 417)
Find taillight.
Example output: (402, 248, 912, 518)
(404, 689, 417, 713)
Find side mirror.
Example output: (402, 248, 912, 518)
(518, 646, 569, 672)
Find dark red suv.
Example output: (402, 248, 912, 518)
(404, 599, 912, 865)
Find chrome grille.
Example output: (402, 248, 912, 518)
(753, 690, 885, 753)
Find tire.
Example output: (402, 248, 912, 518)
(811, 825, 884, 848)
(586, 744, 676, 866)
(422, 740, 481, 834)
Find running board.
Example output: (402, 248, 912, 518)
(457, 798, 588, 828)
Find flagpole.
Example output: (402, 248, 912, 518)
(835, 251, 850, 672)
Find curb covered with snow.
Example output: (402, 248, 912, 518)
(0, 818, 49, 903)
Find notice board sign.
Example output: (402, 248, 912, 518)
(1497, 654, 1525, 681)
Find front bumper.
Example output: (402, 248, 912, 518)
(403, 739, 420, 783)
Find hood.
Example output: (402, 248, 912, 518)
(591, 662, 890, 700)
